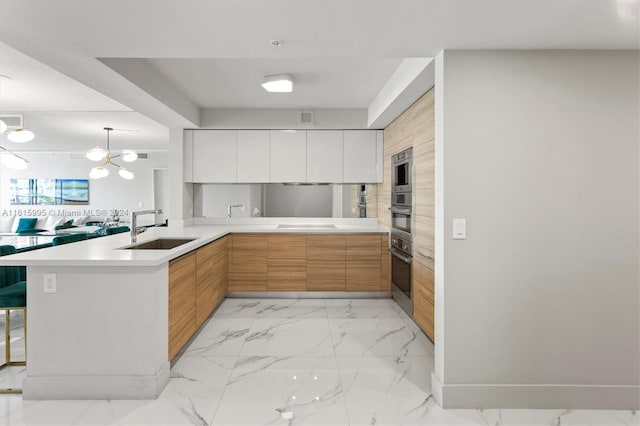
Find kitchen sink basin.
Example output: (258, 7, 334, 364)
(120, 238, 197, 250)
(276, 224, 337, 229)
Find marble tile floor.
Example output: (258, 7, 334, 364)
(0, 298, 637, 426)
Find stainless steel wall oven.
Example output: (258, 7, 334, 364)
(390, 231, 412, 315)
(390, 206, 412, 235)
(390, 147, 414, 316)
(392, 147, 412, 194)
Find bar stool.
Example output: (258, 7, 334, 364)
(0, 245, 27, 394)
(52, 233, 88, 245)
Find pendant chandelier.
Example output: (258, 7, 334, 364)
(87, 127, 137, 180)
(0, 146, 28, 170)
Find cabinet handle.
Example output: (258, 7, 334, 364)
(417, 251, 434, 261)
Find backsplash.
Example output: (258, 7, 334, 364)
(193, 183, 377, 218)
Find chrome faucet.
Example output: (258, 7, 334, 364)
(227, 204, 244, 218)
(131, 209, 163, 243)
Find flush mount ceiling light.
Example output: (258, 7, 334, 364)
(87, 127, 136, 180)
(261, 73, 293, 93)
(7, 128, 35, 143)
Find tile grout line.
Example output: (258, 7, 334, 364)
(324, 298, 354, 426)
(208, 299, 259, 426)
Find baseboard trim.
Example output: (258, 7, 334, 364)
(434, 380, 640, 410)
(23, 362, 170, 400)
(227, 291, 391, 299)
(431, 372, 444, 405)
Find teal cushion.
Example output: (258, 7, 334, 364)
(55, 220, 75, 230)
(52, 233, 88, 246)
(16, 242, 53, 253)
(17, 228, 46, 235)
(0, 281, 26, 308)
(16, 217, 37, 232)
(0, 245, 16, 257)
(105, 226, 130, 235)
(0, 245, 24, 289)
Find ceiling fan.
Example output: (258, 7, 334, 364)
(86, 127, 138, 180)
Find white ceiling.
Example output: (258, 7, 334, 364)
(0, 44, 128, 113)
(0, 111, 169, 153)
(0, 42, 168, 153)
(141, 58, 403, 109)
(0, 0, 636, 152)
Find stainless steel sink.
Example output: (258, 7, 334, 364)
(276, 224, 337, 229)
(120, 238, 197, 250)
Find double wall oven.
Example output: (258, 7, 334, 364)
(390, 147, 413, 316)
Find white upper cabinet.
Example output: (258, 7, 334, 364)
(192, 130, 238, 183)
(306, 130, 343, 183)
(237, 130, 270, 183)
(343, 130, 379, 183)
(270, 130, 307, 183)
(187, 129, 381, 184)
(183, 130, 194, 182)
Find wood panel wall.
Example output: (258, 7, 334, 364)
(377, 89, 435, 267)
(378, 89, 435, 340)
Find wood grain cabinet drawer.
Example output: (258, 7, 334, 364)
(267, 235, 307, 291)
(168, 252, 196, 360)
(346, 234, 381, 291)
(229, 234, 267, 291)
(412, 259, 434, 341)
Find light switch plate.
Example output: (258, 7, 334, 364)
(453, 218, 466, 240)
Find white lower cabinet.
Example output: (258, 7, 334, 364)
(192, 130, 237, 182)
(237, 130, 270, 182)
(270, 130, 307, 183)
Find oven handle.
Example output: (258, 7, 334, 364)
(390, 248, 412, 264)
(390, 206, 412, 214)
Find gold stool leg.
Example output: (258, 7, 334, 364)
(0, 307, 25, 394)
(6, 308, 10, 365)
(0, 308, 8, 370)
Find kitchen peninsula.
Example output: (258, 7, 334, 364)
(0, 220, 388, 400)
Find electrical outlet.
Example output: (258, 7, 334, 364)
(44, 274, 57, 293)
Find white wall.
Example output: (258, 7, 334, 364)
(153, 169, 169, 225)
(0, 151, 168, 226)
(168, 128, 194, 226)
(435, 50, 640, 409)
(200, 108, 369, 129)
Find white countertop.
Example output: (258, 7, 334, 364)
(0, 223, 388, 267)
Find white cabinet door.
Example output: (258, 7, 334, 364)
(192, 130, 238, 182)
(343, 130, 378, 183)
(306, 130, 343, 183)
(376, 130, 383, 183)
(270, 130, 306, 183)
(237, 130, 270, 183)
(184, 130, 194, 182)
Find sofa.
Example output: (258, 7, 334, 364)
(0, 214, 103, 235)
